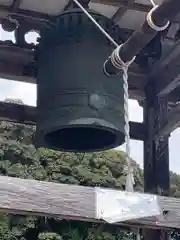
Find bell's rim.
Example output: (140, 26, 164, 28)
(36, 123, 125, 153)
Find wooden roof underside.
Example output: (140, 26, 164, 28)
(1, 0, 179, 30)
(0, 0, 163, 29)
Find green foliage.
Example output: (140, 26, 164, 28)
(0, 111, 179, 239)
(38, 233, 62, 240)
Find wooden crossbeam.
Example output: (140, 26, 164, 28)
(149, 40, 180, 97)
(0, 48, 179, 136)
(91, 0, 151, 12)
(0, 100, 179, 140)
(111, 0, 135, 23)
(159, 103, 180, 137)
(0, 0, 151, 23)
(10, 0, 21, 11)
(0, 101, 36, 125)
(0, 175, 179, 229)
(0, 101, 145, 141)
(0, 0, 152, 18)
(0, 4, 49, 23)
(0, 43, 146, 101)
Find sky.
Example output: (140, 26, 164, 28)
(0, 27, 179, 174)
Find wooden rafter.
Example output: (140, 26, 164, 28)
(0, 0, 151, 24)
(10, 0, 21, 12)
(64, 0, 91, 10)
(91, 0, 151, 12)
(0, 4, 49, 23)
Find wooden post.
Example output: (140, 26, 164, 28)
(143, 83, 170, 240)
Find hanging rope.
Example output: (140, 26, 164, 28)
(136, 229, 141, 240)
(108, 46, 135, 191)
(149, 0, 156, 7)
(72, 0, 118, 47)
(72, 0, 135, 192)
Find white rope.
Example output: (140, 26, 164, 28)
(149, 0, 156, 7)
(72, 0, 135, 192)
(146, 5, 170, 31)
(136, 229, 141, 240)
(72, 0, 118, 47)
(110, 45, 135, 192)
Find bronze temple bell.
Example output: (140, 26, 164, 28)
(35, 10, 126, 152)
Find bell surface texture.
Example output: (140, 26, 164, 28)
(36, 10, 125, 152)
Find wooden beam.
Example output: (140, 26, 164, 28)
(0, 60, 35, 84)
(143, 86, 170, 240)
(1, 42, 180, 106)
(0, 43, 35, 83)
(0, 101, 145, 141)
(0, 175, 179, 229)
(111, 0, 135, 23)
(0, 0, 152, 17)
(10, 0, 21, 11)
(0, 43, 147, 100)
(149, 40, 180, 97)
(0, 0, 150, 24)
(143, 89, 170, 196)
(0, 101, 36, 124)
(64, 0, 91, 10)
(0, 4, 49, 23)
(91, 0, 151, 12)
(158, 103, 180, 137)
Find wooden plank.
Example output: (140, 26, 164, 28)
(0, 101, 145, 141)
(0, 175, 95, 220)
(0, 175, 179, 229)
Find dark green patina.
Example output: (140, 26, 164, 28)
(36, 10, 126, 152)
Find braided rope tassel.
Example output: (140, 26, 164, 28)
(110, 45, 135, 192)
(123, 69, 135, 191)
